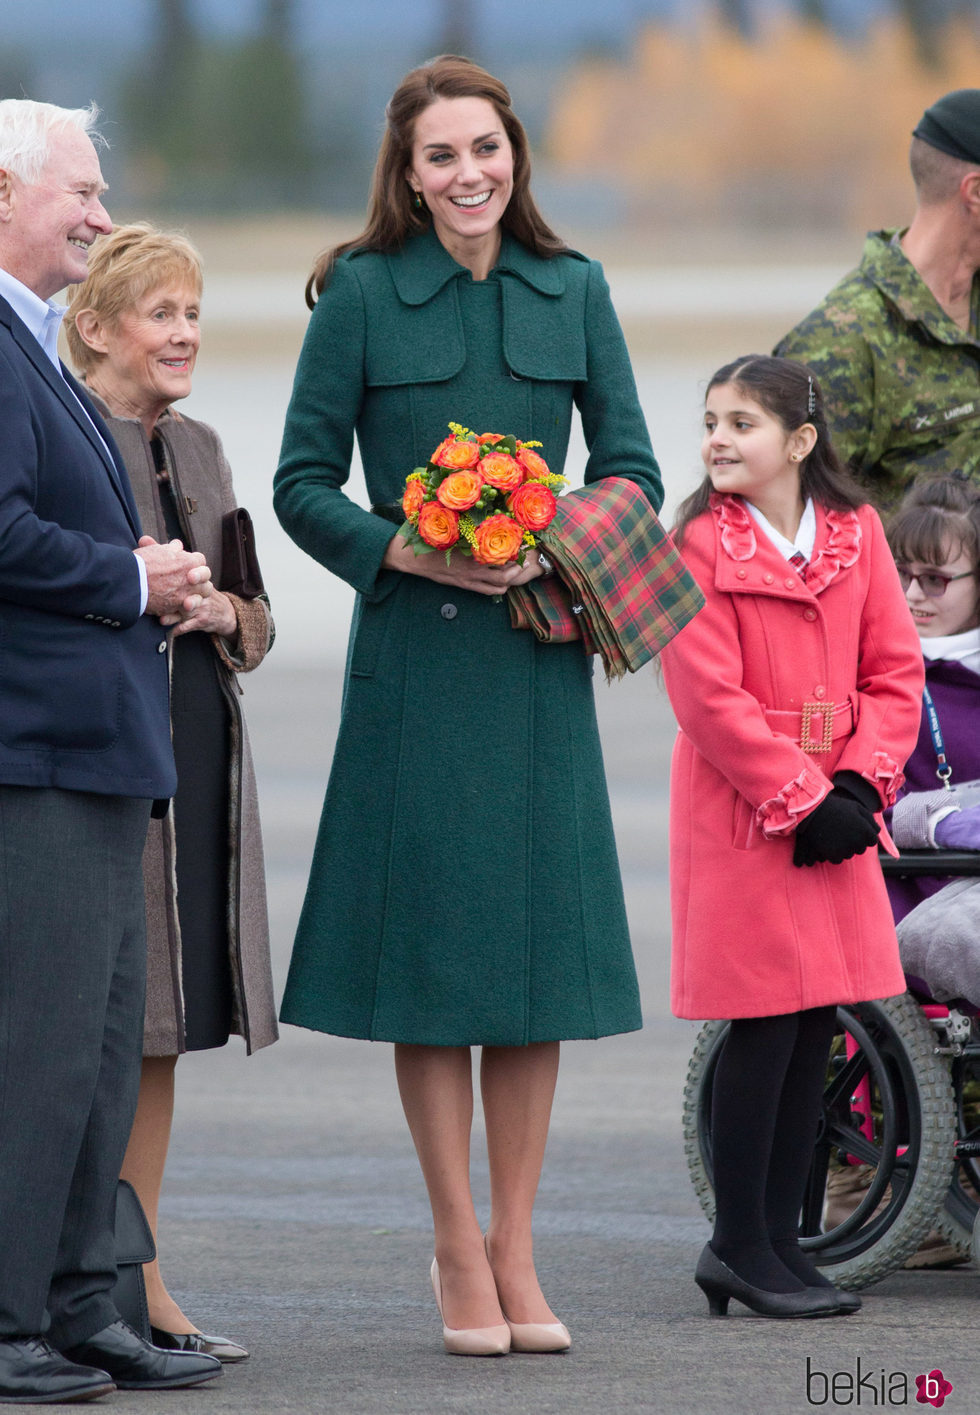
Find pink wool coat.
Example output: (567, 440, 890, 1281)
(661, 494, 924, 1021)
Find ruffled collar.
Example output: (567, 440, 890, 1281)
(711, 493, 862, 594)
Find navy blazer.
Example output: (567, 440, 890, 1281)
(0, 293, 175, 799)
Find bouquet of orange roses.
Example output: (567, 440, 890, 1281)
(399, 423, 566, 567)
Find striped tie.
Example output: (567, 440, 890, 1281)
(789, 551, 808, 581)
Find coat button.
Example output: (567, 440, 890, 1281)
(736, 569, 747, 580)
(763, 573, 774, 584)
(813, 684, 826, 699)
(803, 608, 817, 621)
(157, 640, 167, 653)
(784, 578, 795, 589)
(440, 603, 458, 620)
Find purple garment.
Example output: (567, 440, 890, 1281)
(887, 656, 980, 922)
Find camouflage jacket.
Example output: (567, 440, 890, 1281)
(775, 229, 980, 510)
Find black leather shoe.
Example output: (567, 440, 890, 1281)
(694, 1244, 843, 1319)
(150, 1326, 249, 1362)
(60, 1321, 221, 1390)
(0, 1336, 115, 1404)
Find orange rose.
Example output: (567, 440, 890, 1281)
(471, 513, 524, 566)
(402, 477, 425, 520)
(477, 432, 504, 445)
(479, 451, 522, 493)
(508, 482, 557, 533)
(516, 446, 551, 481)
(431, 437, 480, 471)
(417, 501, 460, 549)
(437, 469, 484, 511)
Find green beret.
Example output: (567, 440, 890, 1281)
(913, 89, 980, 164)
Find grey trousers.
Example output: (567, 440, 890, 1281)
(0, 786, 150, 1346)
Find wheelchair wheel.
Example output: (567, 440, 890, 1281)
(682, 994, 957, 1290)
(933, 1045, 980, 1256)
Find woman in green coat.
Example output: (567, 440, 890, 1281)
(274, 55, 663, 1357)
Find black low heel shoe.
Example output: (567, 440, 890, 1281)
(818, 1285, 861, 1314)
(694, 1245, 842, 1319)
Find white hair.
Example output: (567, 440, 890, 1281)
(0, 99, 105, 184)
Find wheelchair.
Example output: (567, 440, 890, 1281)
(682, 849, 980, 1289)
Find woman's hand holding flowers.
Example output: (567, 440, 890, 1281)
(382, 534, 546, 596)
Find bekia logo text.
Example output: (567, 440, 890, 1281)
(806, 1358, 953, 1407)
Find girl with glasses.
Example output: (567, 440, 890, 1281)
(886, 475, 980, 921)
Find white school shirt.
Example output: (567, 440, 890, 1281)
(743, 495, 816, 564)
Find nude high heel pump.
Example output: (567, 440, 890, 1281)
(483, 1237, 571, 1352)
(505, 1319, 571, 1354)
(429, 1258, 511, 1357)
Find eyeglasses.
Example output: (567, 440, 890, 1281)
(896, 566, 977, 599)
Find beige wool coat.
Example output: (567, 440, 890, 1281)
(91, 395, 279, 1055)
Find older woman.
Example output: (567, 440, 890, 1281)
(274, 55, 663, 1354)
(66, 224, 277, 1362)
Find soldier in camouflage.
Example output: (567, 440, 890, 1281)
(776, 89, 980, 510)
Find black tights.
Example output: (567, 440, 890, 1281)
(709, 1005, 838, 1292)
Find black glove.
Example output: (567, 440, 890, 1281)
(831, 769, 882, 815)
(792, 788, 880, 868)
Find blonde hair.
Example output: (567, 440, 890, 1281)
(66, 222, 203, 375)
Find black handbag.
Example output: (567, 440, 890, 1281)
(219, 507, 266, 599)
(112, 1179, 156, 1341)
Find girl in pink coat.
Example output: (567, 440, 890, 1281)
(661, 355, 923, 1320)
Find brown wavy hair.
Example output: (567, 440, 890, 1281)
(886, 473, 980, 572)
(673, 354, 866, 545)
(305, 54, 565, 308)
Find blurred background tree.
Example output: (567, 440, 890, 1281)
(2, 0, 980, 232)
(120, 0, 313, 208)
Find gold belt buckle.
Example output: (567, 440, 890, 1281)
(800, 700, 834, 754)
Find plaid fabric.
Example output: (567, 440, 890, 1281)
(507, 477, 704, 678)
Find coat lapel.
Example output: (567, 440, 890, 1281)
(0, 296, 141, 538)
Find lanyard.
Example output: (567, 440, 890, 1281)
(923, 685, 953, 789)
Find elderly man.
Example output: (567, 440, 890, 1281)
(0, 100, 222, 1403)
(776, 89, 980, 509)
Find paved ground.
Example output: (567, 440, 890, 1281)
(115, 662, 980, 1415)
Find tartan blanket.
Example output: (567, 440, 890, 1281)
(507, 477, 704, 679)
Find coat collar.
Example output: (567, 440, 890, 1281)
(861, 228, 980, 348)
(711, 493, 862, 597)
(382, 226, 566, 306)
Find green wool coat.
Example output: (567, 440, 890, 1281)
(274, 226, 663, 1046)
